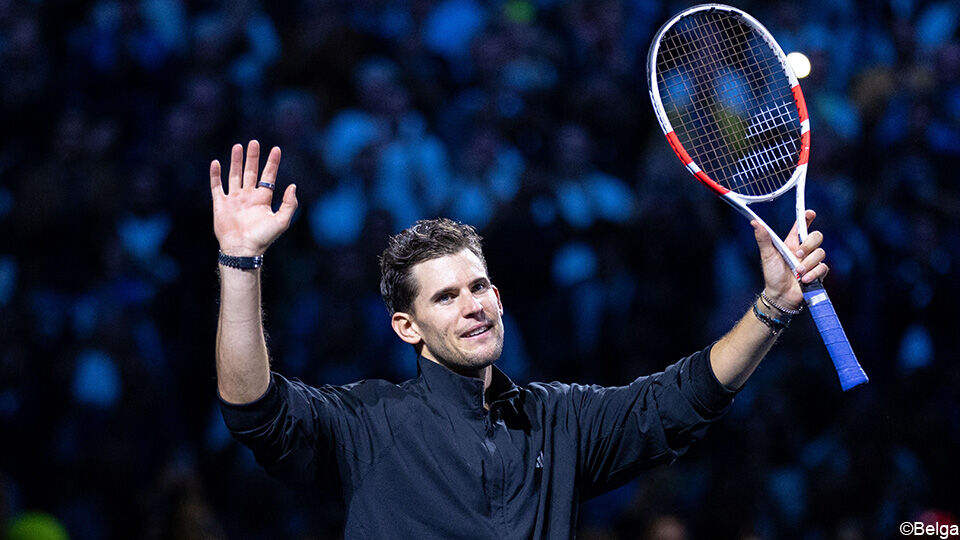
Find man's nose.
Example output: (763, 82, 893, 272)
(459, 292, 484, 316)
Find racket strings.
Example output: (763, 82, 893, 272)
(667, 16, 796, 193)
(659, 15, 790, 152)
(663, 19, 798, 196)
(656, 11, 801, 198)
(659, 16, 762, 122)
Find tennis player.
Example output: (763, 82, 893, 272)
(211, 140, 828, 538)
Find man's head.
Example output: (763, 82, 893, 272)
(379, 218, 504, 373)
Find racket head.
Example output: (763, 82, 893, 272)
(647, 4, 810, 203)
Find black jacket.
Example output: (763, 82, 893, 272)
(220, 345, 735, 539)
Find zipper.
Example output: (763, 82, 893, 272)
(483, 408, 501, 437)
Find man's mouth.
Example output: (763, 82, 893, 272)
(461, 324, 492, 338)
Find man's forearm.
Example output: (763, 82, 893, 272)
(709, 299, 782, 390)
(216, 265, 271, 404)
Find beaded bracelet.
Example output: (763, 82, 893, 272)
(760, 290, 803, 315)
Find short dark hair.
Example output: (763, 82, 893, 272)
(379, 218, 487, 315)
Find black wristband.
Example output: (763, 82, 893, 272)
(218, 251, 263, 270)
(752, 301, 789, 334)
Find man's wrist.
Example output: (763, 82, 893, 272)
(752, 298, 790, 334)
(760, 289, 803, 315)
(218, 250, 264, 270)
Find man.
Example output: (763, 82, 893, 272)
(210, 141, 829, 538)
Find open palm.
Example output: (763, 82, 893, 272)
(210, 141, 298, 257)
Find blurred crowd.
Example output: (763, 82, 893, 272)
(1, 0, 959, 538)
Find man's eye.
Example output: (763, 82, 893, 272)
(437, 294, 452, 303)
(473, 283, 487, 292)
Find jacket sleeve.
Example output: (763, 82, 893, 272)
(566, 344, 737, 498)
(218, 372, 364, 487)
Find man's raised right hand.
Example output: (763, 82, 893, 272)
(210, 140, 298, 257)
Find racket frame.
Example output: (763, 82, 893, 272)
(647, 3, 810, 273)
(647, 3, 868, 391)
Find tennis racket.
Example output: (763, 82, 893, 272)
(646, 4, 868, 391)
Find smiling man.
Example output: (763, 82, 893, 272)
(382, 226, 505, 382)
(211, 141, 830, 538)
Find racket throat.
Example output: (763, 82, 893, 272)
(794, 171, 809, 242)
(721, 195, 800, 271)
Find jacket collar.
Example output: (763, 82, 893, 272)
(416, 355, 520, 414)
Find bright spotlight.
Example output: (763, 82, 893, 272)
(786, 52, 811, 79)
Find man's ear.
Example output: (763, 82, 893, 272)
(492, 284, 503, 316)
(391, 311, 422, 346)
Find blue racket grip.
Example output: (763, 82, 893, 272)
(801, 280, 868, 391)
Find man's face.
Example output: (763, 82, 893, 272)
(399, 249, 504, 373)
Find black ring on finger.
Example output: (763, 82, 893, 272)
(257, 181, 276, 190)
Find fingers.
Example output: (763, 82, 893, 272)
(751, 220, 770, 246)
(798, 261, 829, 283)
(261, 146, 281, 185)
(795, 229, 827, 283)
(783, 210, 815, 249)
(220, 141, 282, 199)
(789, 209, 817, 239)
(222, 142, 278, 192)
(210, 160, 223, 198)
(795, 246, 825, 279)
(275, 184, 298, 229)
(751, 220, 780, 262)
(794, 230, 823, 259)
(243, 140, 260, 190)
(228, 144, 243, 194)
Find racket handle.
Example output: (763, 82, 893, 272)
(801, 280, 868, 391)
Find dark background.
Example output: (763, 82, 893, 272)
(1, 0, 958, 538)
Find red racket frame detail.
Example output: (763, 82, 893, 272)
(792, 85, 811, 166)
(664, 131, 730, 196)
